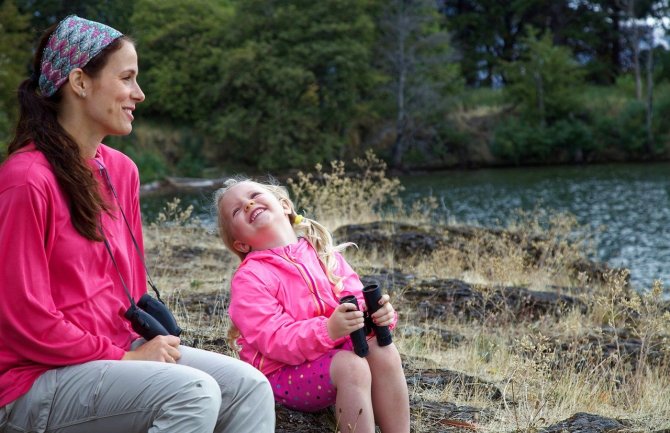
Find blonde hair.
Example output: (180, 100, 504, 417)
(214, 177, 354, 291)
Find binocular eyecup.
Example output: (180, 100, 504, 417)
(339, 282, 393, 358)
(124, 294, 182, 341)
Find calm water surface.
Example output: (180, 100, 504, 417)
(142, 162, 670, 291)
(400, 163, 670, 291)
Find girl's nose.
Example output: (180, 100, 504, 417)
(244, 200, 255, 212)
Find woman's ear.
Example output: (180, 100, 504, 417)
(233, 240, 251, 254)
(66, 68, 88, 97)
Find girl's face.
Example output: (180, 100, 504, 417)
(219, 181, 292, 254)
(83, 40, 145, 138)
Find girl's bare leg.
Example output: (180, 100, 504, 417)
(330, 350, 375, 433)
(366, 340, 410, 433)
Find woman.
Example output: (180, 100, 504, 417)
(0, 15, 274, 433)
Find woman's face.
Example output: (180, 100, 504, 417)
(83, 40, 145, 138)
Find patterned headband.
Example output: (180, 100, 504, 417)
(39, 15, 123, 97)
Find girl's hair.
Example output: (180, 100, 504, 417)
(214, 177, 354, 292)
(8, 24, 131, 241)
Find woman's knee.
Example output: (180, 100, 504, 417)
(228, 359, 273, 400)
(179, 347, 271, 402)
(110, 363, 223, 431)
(171, 367, 223, 411)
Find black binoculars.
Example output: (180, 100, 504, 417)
(339, 283, 393, 358)
(339, 295, 369, 357)
(124, 294, 182, 341)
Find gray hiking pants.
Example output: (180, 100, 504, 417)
(0, 344, 274, 433)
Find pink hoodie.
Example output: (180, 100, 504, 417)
(0, 144, 145, 407)
(229, 238, 396, 376)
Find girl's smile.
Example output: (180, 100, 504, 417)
(249, 207, 266, 223)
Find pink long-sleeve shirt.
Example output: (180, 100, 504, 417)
(228, 238, 396, 376)
(0, 144, 145, 407)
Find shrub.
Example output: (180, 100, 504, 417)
(287, 150, 403, 229)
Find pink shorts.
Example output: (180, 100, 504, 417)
(267, 341, 353, 412)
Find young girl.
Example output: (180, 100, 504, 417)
(215, 178, 410, 433)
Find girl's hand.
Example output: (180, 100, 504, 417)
(327, 303, 365, 341)
(371, 294, 395, 328)
(122, 335, 181, 363)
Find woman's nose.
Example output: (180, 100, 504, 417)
(244, 200, 255, 212)
(133, 81, 145, 102)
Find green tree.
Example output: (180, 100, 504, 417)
(131, 0, 232, 124)
(502, 27, 584, 126)
(442, 0, 635, 86)
(208, 0, 378, 171)
(127, 0, 234, 177)
(494, 27, 590, 163)
(375, 0, 461, 168)
(15, 0, 135, 33)
(0, 0, 31, 157)
(441, 0, 550, 86)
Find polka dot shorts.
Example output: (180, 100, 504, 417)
(267, 342, 352, 412)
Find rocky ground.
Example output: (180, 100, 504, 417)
(148, 221, 670, 432)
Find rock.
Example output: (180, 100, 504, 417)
(334, 221, 619, 285)
(541, 412, 629, 432)
(334, 221, 447, 258)
(410, 399, 487, 431)
(558, 326, 670, 371)
(359, 270, 418, 295)
(405, 367, 503, 401)
(401, 278, 586, 322)
(275, 398, 489, 433)
(273, 368, 496, 432)
(571, 258, 625, 286)
(274, 405, 334, 432)
(496, 285, 588, 318)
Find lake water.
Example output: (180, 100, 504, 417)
(141, 162, 670, 291)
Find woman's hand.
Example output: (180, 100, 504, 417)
(122, 335, 181, 363)
(327, 303, 365, 341)
(370, 294, 395, 328)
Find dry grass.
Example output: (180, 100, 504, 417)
(144, 157, 670, 432)
(287, 150, 438, 231)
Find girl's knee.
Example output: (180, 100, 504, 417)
(331, 351, 372, 386)
(369, 341, 402, 366)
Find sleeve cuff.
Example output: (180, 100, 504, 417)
(316, 317, 345, 348)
